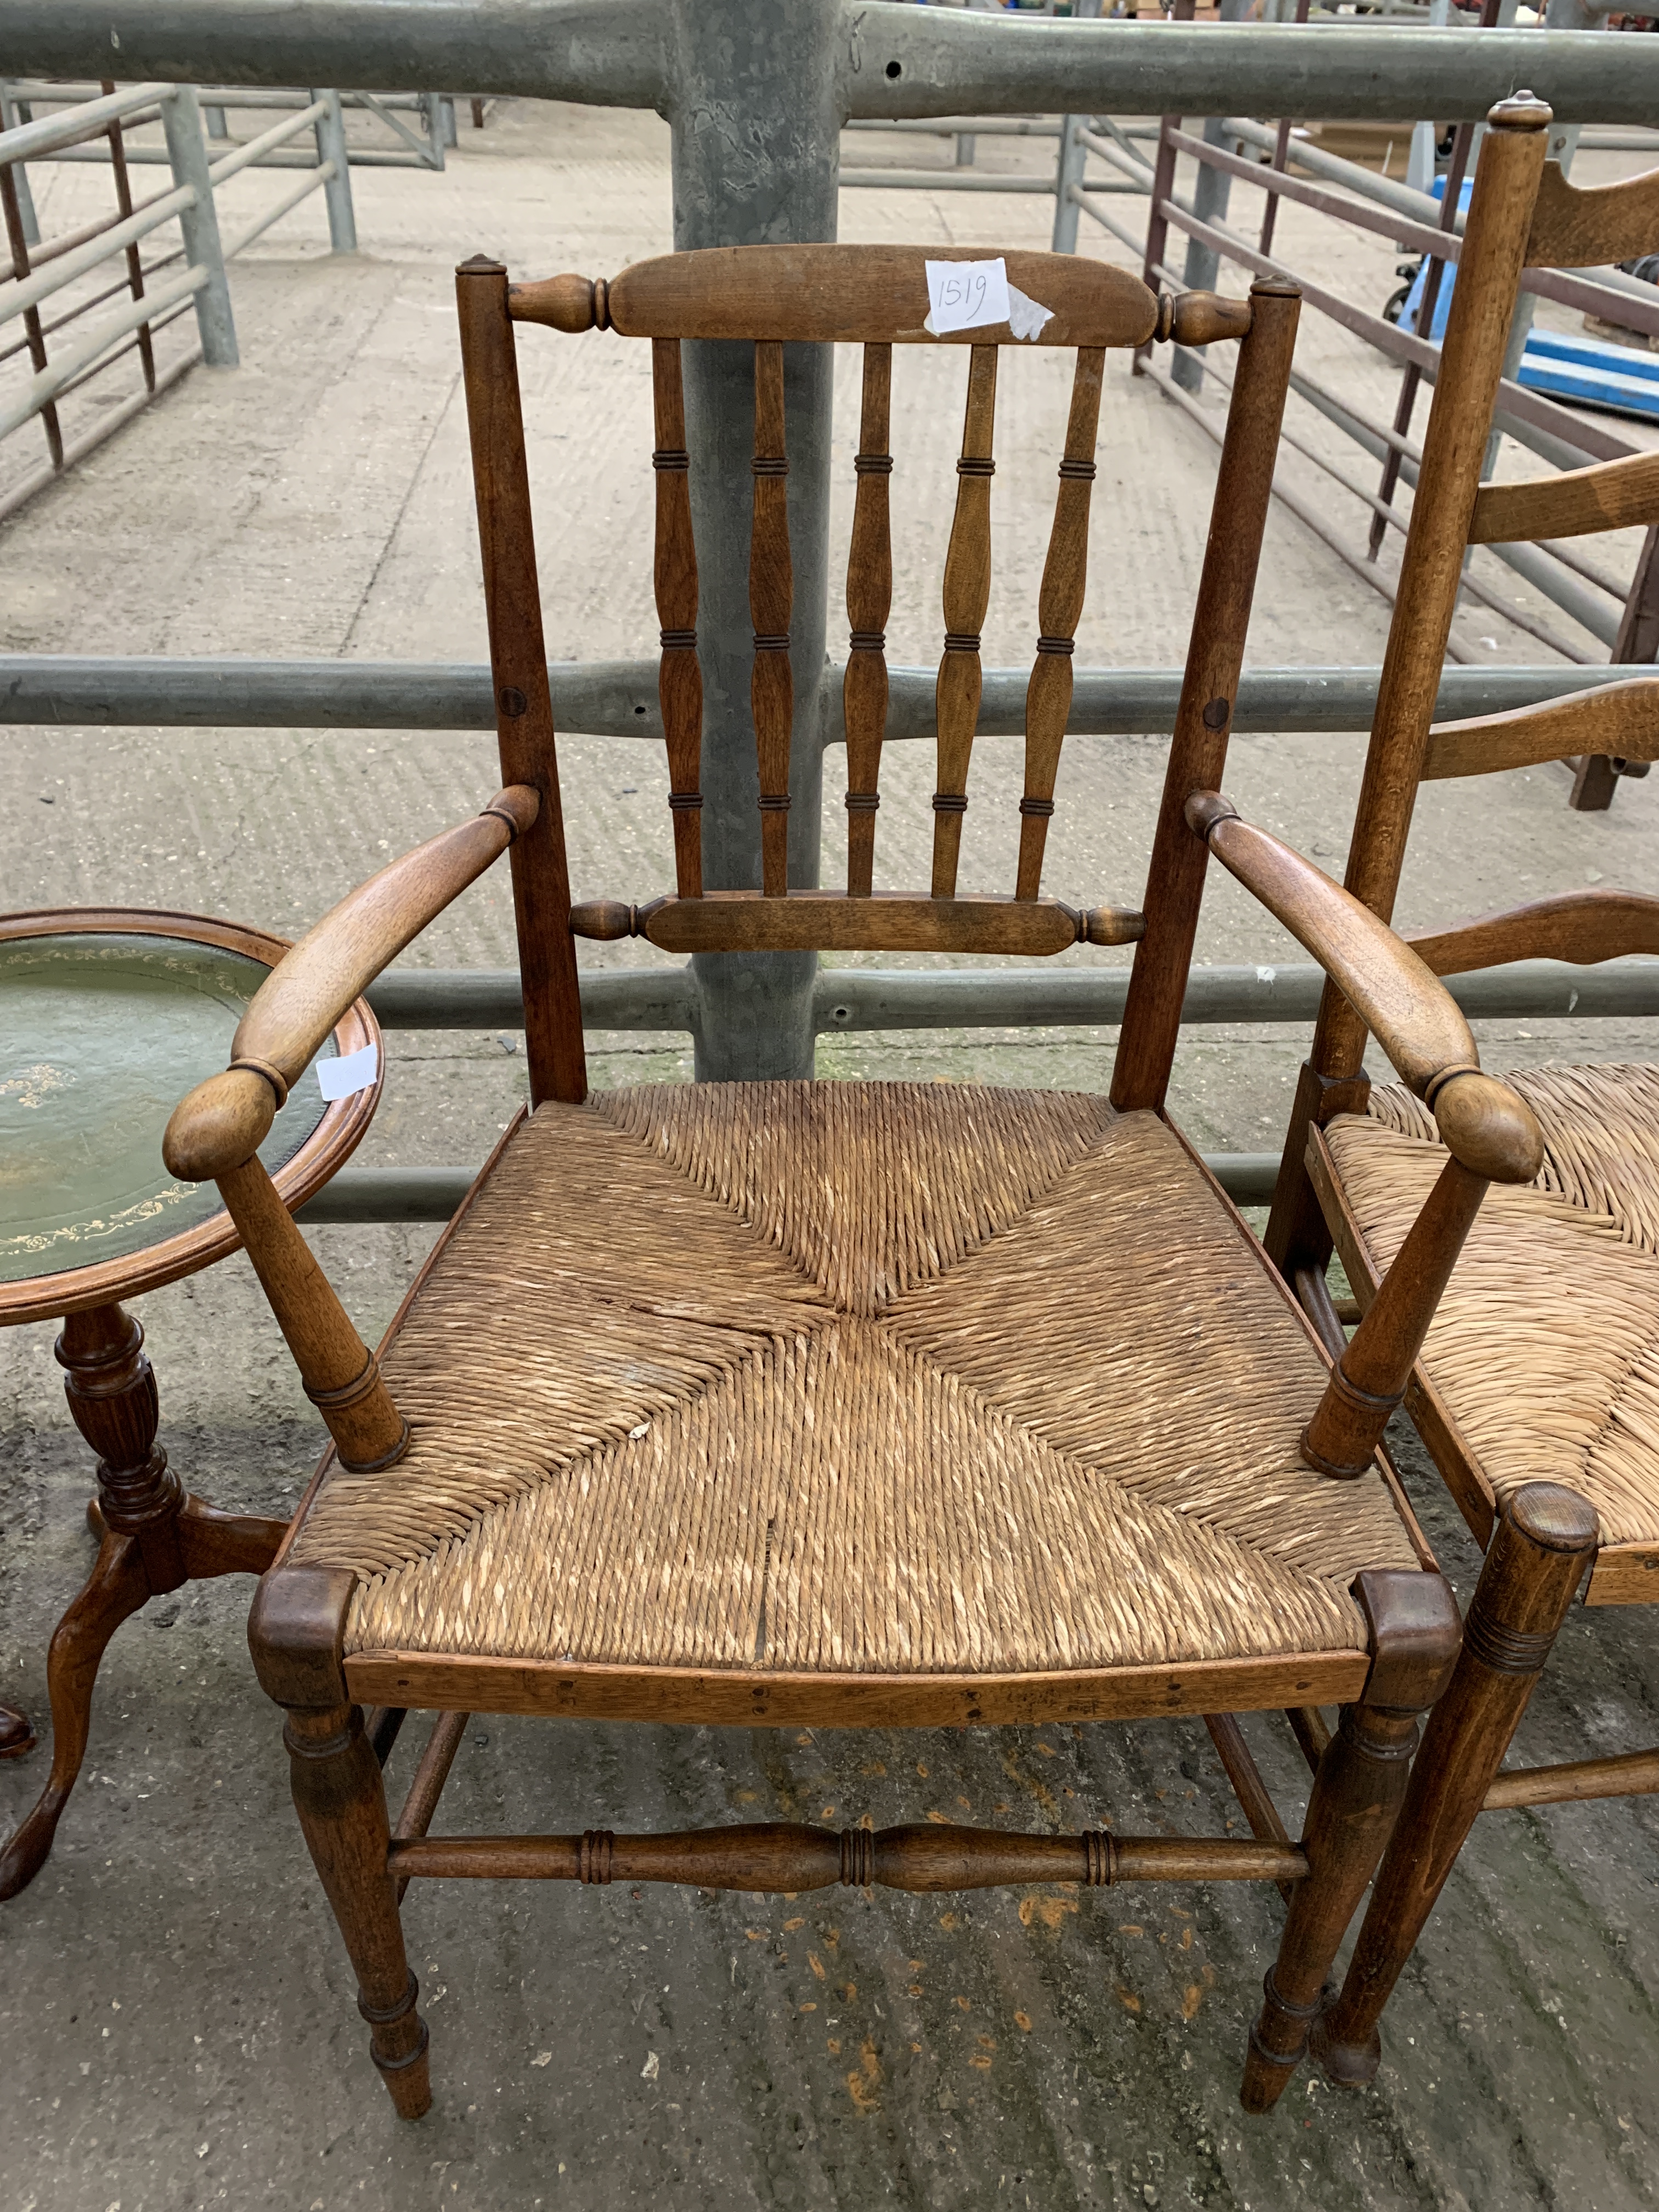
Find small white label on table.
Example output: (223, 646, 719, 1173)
(317, 1042, 379, 1101)
(925, 257, 1011, 335)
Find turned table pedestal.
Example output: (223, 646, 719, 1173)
(0, 909, 380, 1897)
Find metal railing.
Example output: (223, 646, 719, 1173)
(8, 0, 1658, 1156)
(9, 645, 1656, 1214)
(0, 77, 477, 521)
(832, 10, 1658, 703)
(0, 84, 246, 521)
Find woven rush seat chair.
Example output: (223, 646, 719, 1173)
(163, 241, 1549, 2121)
(1263, 94, 1659, 2090)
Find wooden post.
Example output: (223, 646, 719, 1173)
(1265, 94, 1551, 1277)
(1310, 1484, 1598, 2090)
(455, 256, 588, 1108)
(1112, 279, 1301, 1111)
(1240, 1567, 1461, 2113)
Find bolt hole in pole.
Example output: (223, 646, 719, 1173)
(885, 61, 902, 80)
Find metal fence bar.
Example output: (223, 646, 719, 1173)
(205, 98, 327, 185)
(312, 88, 356, 250)
(839, 171, 1059, 193)
(0, 177, 196, 325)
(0, 78, 169, 162)
(297, 1152, 1288, 1222)
(8, 10, 1657, 123)
(1, 655, 1637, 736)
(0, 261, 207, 439)
(359, 956, 1659, 1037)
(159, 86, 235, 366)
(218, 161, 334, 261)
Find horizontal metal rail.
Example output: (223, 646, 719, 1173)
(0, 263, 207, 442)
(298, 1152, 1289, 1221)
(219, 160, 334, 261)
(839, 171, 1062, 194)
(0, 78, 171, 162)
(361, 957, 1659, 1036)
(204, 98, 326, 186)
(5, 10, 1656, 124)
(0, 178, 196, 326)
(1, 654, 1639, 738)
(845, 116, 1062, 138)
(301, 953, 1659, 1226)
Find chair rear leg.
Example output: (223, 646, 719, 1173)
(1240, 1566, 1460, 2114)
(284, 1701, 432, 2119)
(1311, 1483, 1598, 2088)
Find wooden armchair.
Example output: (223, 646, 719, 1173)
(166, 243, 1544, 2121)
(1265, 93, 1659, 2087)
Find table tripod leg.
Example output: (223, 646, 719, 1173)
(4, 1304, 291, 1899)
(0, 1530, 150, 1899)
(177, 1496, 286, 1580)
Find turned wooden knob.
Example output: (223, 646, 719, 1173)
(163, 1066, 276, 1183)
(1167, 290, 1254, 349)
(1427, 1067, 1545, 1184)
(508, 273, 603, 331)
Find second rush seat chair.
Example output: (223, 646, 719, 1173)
(166, 242, 1553, 2119)
(1263, 94, 1659, 2087)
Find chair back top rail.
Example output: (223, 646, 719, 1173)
(509, 245, 1166, 349)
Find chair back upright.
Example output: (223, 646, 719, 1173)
(455, 244, 1299, 1113)
(1266, 94, 1659, 1271)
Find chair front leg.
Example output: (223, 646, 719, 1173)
(1240, 1567, 1460, 2114)
(1311, 1483, 1598, 2089)
(252, 1564, 430, 2120)
(285, 1701, 432, 2120)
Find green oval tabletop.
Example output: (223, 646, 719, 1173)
(0, 933, 334, 1288)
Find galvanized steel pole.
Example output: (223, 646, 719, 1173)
(312, 88, 358, 251)
(667, 0, 840, 1079)
(159, 86, 238, 366)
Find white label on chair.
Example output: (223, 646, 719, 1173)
(1006, 284, 1055, 343)
(317, 1042, 379, 1101)
(924, 257, 1011, 335)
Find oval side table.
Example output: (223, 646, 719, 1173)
(0, 907, 381, 1898)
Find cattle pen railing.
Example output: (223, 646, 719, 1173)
(6, 650, 1656, 1221)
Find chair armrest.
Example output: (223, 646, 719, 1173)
(1186, 792, 1543, 1185)
(165, 785, 537, 1181)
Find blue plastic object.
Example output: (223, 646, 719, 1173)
(1397, 173, 1659, 421)
(1397, 176, 1471, 343)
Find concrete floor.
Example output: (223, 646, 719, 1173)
(1, 96, 1657, 2211)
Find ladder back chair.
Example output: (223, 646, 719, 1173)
(165, 242, 1543, 2121)
(1263, 92, 1659, 2088)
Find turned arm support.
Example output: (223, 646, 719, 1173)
(160, 785, 537, 1476)
(1186, 792, 1547, 1484)
(1185, 793, 1542, 1185)
(166, 785, 538, 1182)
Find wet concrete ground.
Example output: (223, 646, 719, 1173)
(2, 93, 1657, 2212)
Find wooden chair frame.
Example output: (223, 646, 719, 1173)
(1260, 92, 1659, 2088)
(163, 242, 1554, 2121)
